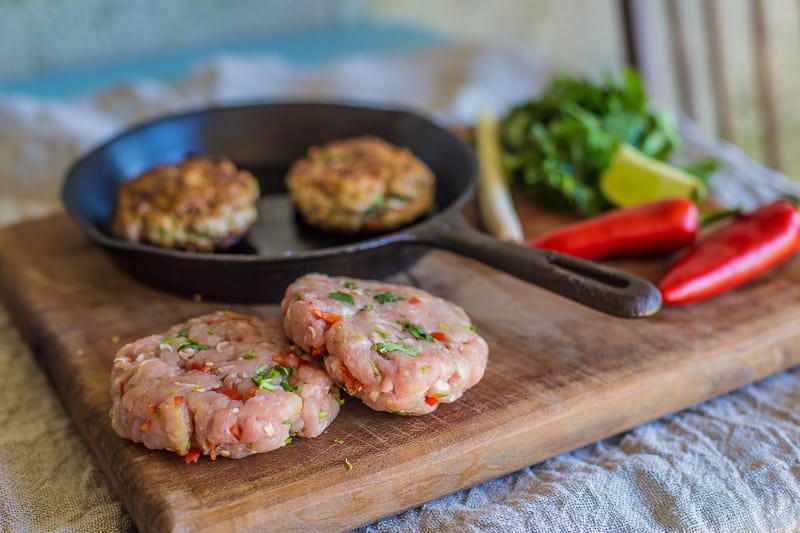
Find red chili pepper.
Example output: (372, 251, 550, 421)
(530, 198, 699, 260)
(245, 386, 258, 401)
(230, 423, 242, 441)
(311, 308, 343, 325)
(430, 332, 447, 342)
(658, 200, 800, 304)
(212, 387, 242, 401)
(173, 396, 184, 407)
(407, 297, 422, 304)
(424, 396, 439, 406)
(140, 419, 152, 433)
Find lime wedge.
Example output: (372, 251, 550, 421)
(599, 143, 706, 207)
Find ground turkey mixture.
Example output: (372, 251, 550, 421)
(110, 311, 340, 462)
(281, 273, 488, 415)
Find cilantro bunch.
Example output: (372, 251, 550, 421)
(499, 70, 715, 217)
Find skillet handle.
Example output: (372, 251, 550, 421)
(413, 212, 661, 318)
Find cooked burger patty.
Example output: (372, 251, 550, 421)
(281, 274, 488, 415)
(111, 155, 259, 251)
(285, 136, 435, 232)
(110, 311, 340, 461)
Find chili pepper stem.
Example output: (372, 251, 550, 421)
(699, 208, 742, 227)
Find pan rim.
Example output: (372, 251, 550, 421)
(61, 99, 477, 264)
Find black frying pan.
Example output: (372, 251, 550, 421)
(62, 102, 661, 318)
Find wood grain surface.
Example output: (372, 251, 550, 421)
(2, 210, 800, 532)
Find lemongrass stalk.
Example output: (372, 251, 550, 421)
(476, 111, 524, 242)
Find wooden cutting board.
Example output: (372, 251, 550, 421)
(3, 211, 800, 532)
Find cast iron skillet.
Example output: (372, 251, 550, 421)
(62, 102, 661, 318)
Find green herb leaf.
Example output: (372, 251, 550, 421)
(499, 69, 714, 217)
(402, 322, 434, 342)
(329, 291, 355, 305)
(372, 341, 418, 356)
(374, 292, 403, 304)
(281, 379, 296, 393)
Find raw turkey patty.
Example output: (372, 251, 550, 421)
(111, 155, 259, 251)
(110, 311, 340, 461)
(285, 136, 435, 232)
(281, 274, 488, 415)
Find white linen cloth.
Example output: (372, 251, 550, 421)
(1, 45, 799, 533)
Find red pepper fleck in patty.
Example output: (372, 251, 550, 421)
(191, 362, 211, 374)
(407, 296, 421, 304)
(310, 346, 326, 358)
(213, 387, 242, 401)
(424, 396, 439, 406)
(430, 331, 447, 342)
(272, 352, 294, 368)
(311, 308, 343, 325)
(340, 366, 363, 396)
(185, 448, 201, 464)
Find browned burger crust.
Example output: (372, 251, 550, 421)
(285, 136, 435, 232)
(111, 156, 259, 251)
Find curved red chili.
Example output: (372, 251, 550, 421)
(529, 198, 699, 260)
(658, 200, 800, 304)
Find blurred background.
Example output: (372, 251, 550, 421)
(0, 0, 796, 178)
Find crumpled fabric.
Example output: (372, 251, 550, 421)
(1, 44, 799, 533)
